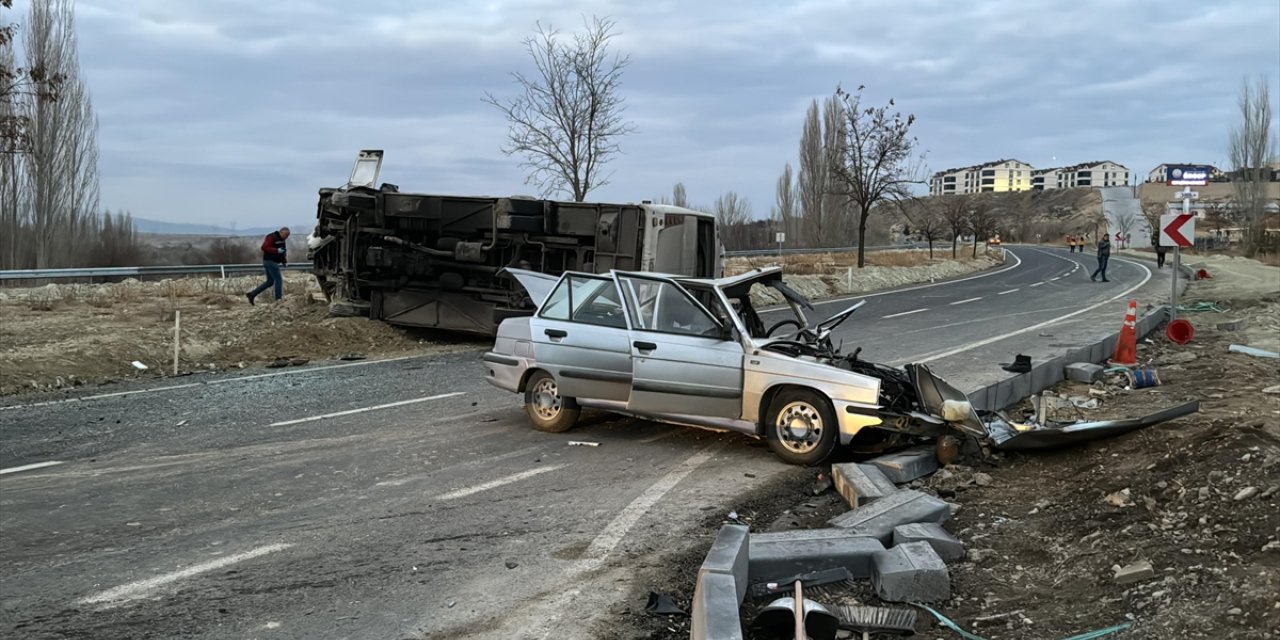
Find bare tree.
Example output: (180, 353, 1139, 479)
(827, 85, 925, 267)
(821, 94, 848, 243)
(966, 195, 998, 258)
(937, 194, 970, 258)
(1202, 199, 1239, 243)
(714, 191, 751, 250)
(672, 181, 687, 208)
(898, 197, 944, 259)
(1, 0, 64, 155)
(1228, 74, 1276, 254)
(797, 99, 825, 247)
(774, 163, 797, 243)
(483, 16, 636, 201)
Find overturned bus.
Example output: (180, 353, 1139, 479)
(307, 150, 723, 335)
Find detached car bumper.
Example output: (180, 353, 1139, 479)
(483, 352, 530, 393)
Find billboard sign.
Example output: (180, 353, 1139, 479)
(1165, 164, 1211, 186)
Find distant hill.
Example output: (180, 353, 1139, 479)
(132, 218, 311, 236)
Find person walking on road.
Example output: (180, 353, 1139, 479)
(247, 227, 290, 304)
(1153, 233, 1167, 269)
(1090, 236, 1111, 282)
(1066, 235, 1075, 253)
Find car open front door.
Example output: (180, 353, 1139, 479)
(617, 274, 744, 419)
(527, 273, 633, 402)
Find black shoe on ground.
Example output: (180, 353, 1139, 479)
(246, 293, 255, 305)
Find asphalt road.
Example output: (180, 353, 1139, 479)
(0, 246, 1171, 639)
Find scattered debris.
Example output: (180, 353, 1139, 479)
(567, 441, 600, 447)
(1113, 559, 1155, 585)
(130, 360, 148, 370)
(175, 420, 188, 427)
(338, 353, 368, 361)
(1233, 486, 1259, 501)
(1000, 353, 1032, 373)
(1104, 489, 1133, 508)
(644, 592, 687, 616)
(504, 561, 519, 569)
(1228, 344, 1279, 358)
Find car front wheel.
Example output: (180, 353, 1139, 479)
(764, 389, 838, 465)
(524, 370, 580, 433)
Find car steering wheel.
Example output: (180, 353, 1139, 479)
(765, 319, 802, 337)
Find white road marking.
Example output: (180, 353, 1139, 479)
(437, 464, 566, 500)
(882, 308, 929, 318)
(914, 257, 1152, 364)
(761, 248, 1024, 313)
(949, 297, 982, 306)
(0, 460, 65, 475)
(997, 288, 1019, 295)
(270, 392, 464, 427)
(1030, 282, 1044, 287)
(0, 356, 425, 411)
(1050, 276, 1062, 281)
(76, 543, 293, 607)
(374, 444, 546, 487)
(582, 443, 722, 560)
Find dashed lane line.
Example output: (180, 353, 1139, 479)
(0, 460, 65, 475)
(882, 308, 929, 318)
(997, 289, 1019, 295)
(270, 392, 464, 427)
(437, 464, 566, 500)
(76, 543, 293, 607)
(949, 297, 982, 306)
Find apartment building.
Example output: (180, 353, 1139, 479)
(929, 159, 1035, 195)
(1031, 161, 1130, 190)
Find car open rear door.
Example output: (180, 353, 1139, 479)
(616, 274, 744, 419)
(527, 273, 633, 402)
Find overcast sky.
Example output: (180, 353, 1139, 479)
(19, 0, 1280, 227)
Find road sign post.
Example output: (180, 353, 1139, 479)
(1162, 190, 1198, 321)
(775, 231, 785, 258)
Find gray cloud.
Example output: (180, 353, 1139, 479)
(27, 0, 1280, 225)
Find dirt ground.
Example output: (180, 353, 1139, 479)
(608, 257, 1280, 639)
(0, 273, 481, 396)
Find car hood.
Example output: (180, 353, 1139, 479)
(501, 267, 560, 306)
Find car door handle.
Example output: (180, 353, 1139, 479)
(545, 328, 568, 338)
(633, 341, 657, 351)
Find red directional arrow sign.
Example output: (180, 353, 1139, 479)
(1160, 213, 1195, 248)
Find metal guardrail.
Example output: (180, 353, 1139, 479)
(0, 244, 925, 280)
(0, 263, 314, 281)
(724, 243, 922, 257)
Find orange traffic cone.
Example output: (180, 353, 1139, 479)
(1109, 299, 1138, 366)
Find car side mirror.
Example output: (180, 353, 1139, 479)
(720, 324, 735, 341)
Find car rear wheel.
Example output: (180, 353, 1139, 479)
(765, 389, 838, 465)
(524, 370, 580, 433)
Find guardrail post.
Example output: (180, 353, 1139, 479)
(220, 265, 226, 279)
(173, 310, 181, 376)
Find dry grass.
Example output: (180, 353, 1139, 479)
(726, 248, 987, 276)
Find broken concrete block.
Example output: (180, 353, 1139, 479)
(748, 529, 884, 581)
(699, 524, 749, 604)
(893, 522, 965, 562)
(832, 462, 897, 508)
(1065, 362, 1104, 383)
(867, 446, 939, 484)
(1114, 560, 1155, 585)
(872, 541, 950, 602)
(827, 489, 950, 544)
(691, 571, 744, 640)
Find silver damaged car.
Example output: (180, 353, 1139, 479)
(482, 267, 985, 465)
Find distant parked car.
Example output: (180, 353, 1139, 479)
(482, 267, 984, 465)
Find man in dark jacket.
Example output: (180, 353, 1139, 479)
(247, 227, 290, 304)
(1090, 236, 1111, 282)
(1153, 233, 1167, 269)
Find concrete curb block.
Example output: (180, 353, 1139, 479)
(966, 304, 1169, 412)
(690, 524, 748, 640)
